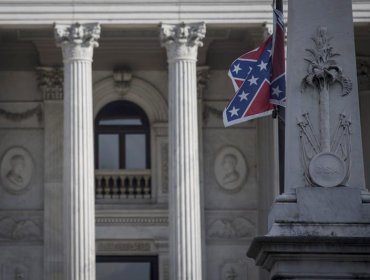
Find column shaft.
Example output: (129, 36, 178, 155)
(169, 59, 202, 280)
(63, 59, 95, 280)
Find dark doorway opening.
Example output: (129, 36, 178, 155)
(96, 255, 159, 280)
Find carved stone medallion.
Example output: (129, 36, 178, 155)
(214, 146, 247, 192)
(0, 147, 34, 194)
(308, 152, 346, 187)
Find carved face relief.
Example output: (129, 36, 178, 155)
(214, 146, 247, 192)
(0, 147, 33, 194)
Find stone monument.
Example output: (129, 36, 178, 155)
(247, 1, 370, 279)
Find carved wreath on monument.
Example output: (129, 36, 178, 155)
(299, 27, 352, 187)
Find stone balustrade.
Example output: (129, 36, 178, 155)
(95, 169, 152, 201)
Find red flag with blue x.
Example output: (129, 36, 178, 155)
(223, 9, 285, 127)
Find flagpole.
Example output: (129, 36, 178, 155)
(275, 0, 285, 194)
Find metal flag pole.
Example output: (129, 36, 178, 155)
(275, 0, 285, 194)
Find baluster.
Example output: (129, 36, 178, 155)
(103, 175, 110, 198)
(112, 175, 119, 199)
(139, 176, 145, 199)
(133, 177, 140, 198)
(96, 175, 103, 199)
(143, 175, 151, 199)
(128, 175, 135, 198)
(119, 175, 125, 199)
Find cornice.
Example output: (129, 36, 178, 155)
(0, 1, 367, 25)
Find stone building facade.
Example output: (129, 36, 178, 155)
(0, 1, 369, 279)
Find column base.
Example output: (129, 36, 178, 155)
(247, 187, 370, 279)
(247, 236, 370, 279)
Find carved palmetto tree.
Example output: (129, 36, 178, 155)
(302, 27, 352, 152)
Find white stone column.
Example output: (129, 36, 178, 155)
(54, 22, 100, 280)
(160, 22, 206, 280)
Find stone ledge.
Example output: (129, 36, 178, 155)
(247, 236, 370, 278)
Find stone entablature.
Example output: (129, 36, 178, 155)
(0, 1, 368, 25)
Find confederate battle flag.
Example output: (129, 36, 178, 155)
(223, 9, 286, 127)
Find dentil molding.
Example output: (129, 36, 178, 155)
(95, 209, 168, 226)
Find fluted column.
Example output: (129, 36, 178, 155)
(54, 22, 100, 280)
(160, 22, 206, 280)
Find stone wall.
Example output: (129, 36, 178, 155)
(0, 71, 44, 279)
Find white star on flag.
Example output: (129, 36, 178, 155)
(238, 91, 249, 101)
(272, 85, 282, 97)
(248, 75, 259, 86)
(229, 106, 240, 117)
(232, 63, 242, 74)
(257, 60, 268, 71)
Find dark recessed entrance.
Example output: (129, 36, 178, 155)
(96, 256, 159, 280)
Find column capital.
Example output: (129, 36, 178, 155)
(36, 67, 64, 100)
(54, 22, 101, 61)
(160, 22, 206, 61)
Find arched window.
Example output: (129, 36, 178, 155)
(95, 101, 150, 170)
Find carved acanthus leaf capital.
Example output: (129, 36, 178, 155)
(54, 22, 101, 61)
(160, 22, 206, 61)
(36, 67, 64, 100)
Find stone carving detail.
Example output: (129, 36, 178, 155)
(214, 146, 247, 192)
(356, 57, 370, 91)
(300, 27, 352, 187)
(36, 67, 63, 100)
(97, 240, 152, 252)
(207, 217, 254, 239)
(298, 113, 351, 187)
(96, 216, 168, 225)
(0, 263, 29, 280)
(54, 22, 101, 60)
(160, 22, 206, 60)
(0, 147, 34, 194)
(0, 105, 42, 123)
(220, 259, 248, 280)
(262, 22, 273, 38)
(15, 266, 26, 280)
(203, 104, 222, 124)
(197, 66, 210, 99)
(0, 216, 42, 241)
(357, 58, 370, 79)
(113, 68, 132, 95)
(161, 142, 169, 193)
